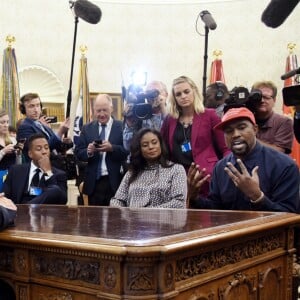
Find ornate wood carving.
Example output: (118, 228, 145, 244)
(127, 266, 154, 291)
(0, 247, 14, 272)
(164, 263, 174, 289)
(18, 285, 28, 300)
(38, 292, 73, 300)
(15, 249, 29, 274)
(176, 233, 281, 281)
(219, 272, 256, 300)
(104, 264, 117, 289)
(33, 254, 100, 285)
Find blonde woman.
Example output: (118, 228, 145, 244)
(161, 76, 230, 205)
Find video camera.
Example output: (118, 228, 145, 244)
(282, 85, 300, 106)
(123, 84, 160, 120)
(223, 86, 262, 114)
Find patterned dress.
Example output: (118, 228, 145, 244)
(110, 163, 187, 208)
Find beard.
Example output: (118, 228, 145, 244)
(230, 142, 251, 157)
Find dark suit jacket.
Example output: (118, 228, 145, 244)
(294, 117, 300, 144)
(3, 163, 67, 204)
(0, 206, 16, 230)
(74, 119, 128, 195)
(17, 117, 63, 161)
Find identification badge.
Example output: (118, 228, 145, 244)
(181, 141, 192, 153)
(29, 186, 43, 196)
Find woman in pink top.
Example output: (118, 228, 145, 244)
(161, 76, 230, 205)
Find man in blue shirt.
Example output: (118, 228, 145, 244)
(188, 107, 299, 213)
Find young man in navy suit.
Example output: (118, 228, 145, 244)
(3, 133, 67, 204)
(16, 92, 72, 161)
(75, 94, 128, 206)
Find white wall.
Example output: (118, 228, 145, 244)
(1, 0, 299, 112)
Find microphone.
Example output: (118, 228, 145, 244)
(261, 0, 300, 28)
(281, 67, 300, 80)
(73, 0, 102, 24)
(200, 10, 217, 30)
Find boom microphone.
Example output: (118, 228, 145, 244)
(281, 67, 300, 80)
(261, 0, 300, 28)
(74, 0, 102, 24)
(200, 10, 217, 30)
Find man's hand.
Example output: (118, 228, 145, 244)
(224, 159, 262, 201)
(38, 155, 52, 174)
(187, 163, 210, 201)
(0, 193, 17, 211)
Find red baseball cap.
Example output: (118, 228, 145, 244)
(214, 107, 256, 130)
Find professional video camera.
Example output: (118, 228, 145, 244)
(123, 84, 160, 120)
(282, 85, 300, 106)
(223, 86, 262, 114)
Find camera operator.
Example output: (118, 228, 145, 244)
(123, 80, 168, 151)
(251, 81, 293, 154)
(205, 81, 229, 117)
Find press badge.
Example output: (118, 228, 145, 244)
(181, 141, 192, 152)
(29, 186, 43, 196)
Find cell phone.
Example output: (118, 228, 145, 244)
(47, 116, 58, 123)
(282, 85, 300, 106)
(94, 140, 102, 148)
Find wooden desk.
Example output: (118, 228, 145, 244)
(0, 205, 299, 300)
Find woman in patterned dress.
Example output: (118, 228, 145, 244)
(110, 128, 187, 208)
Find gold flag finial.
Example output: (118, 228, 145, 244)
(80, 45, 88, 57)
(287, 42, 296, 54)
(6, 35, 16, 48)
(212, 49, 222, 59)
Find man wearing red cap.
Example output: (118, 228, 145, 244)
(187, 107, 299, 213)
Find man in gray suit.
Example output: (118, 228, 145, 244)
(75, 94, 128, 206)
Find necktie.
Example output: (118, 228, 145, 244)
(31, 169, 41, 187)
(97, 124, 106, 179)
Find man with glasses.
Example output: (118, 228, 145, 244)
(251, 80, 293, 154)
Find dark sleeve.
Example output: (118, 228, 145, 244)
(74, 125, 91, 162)
(45, 169, 68, 195)
(294, 117, 300, 144)
(0, 206, 16, 230)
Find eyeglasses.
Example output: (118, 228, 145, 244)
(262, 95, 273, 100)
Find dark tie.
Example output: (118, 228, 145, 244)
(97, 124, 106, 179)
(31, 169, 41, 187)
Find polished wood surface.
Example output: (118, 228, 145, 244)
(0, 205, 300, 299)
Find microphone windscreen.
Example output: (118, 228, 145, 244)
(74, 0, 102, 24)
(261, 0, 299, 28)
(200, 11, 217, 30)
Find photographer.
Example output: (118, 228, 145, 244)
(251, 81, 293, 154)
(123, 80, 168, 151)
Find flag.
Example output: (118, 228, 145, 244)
(0, 36, 20, 127)
(283, 42, 300, 166)
(69, 45, 91, 146)
(209, 49, 225, 84)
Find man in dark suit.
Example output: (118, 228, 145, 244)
(75, 94, 128, 206)
(0, 194, 16, 230)
(3, 133, 67, 204)
(16, 92, 71, 161)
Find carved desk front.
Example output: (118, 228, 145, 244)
(0, 205, 299, 300)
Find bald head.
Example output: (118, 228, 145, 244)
(93, 94, 113, 124)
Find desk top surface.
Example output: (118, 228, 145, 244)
(1, 205, 299, 252)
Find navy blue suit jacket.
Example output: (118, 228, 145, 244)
(0, 206, 16, 230)
(17, 118, 63, 161)
(3, 163, 67, 204)
(74, 119, 128, 195)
